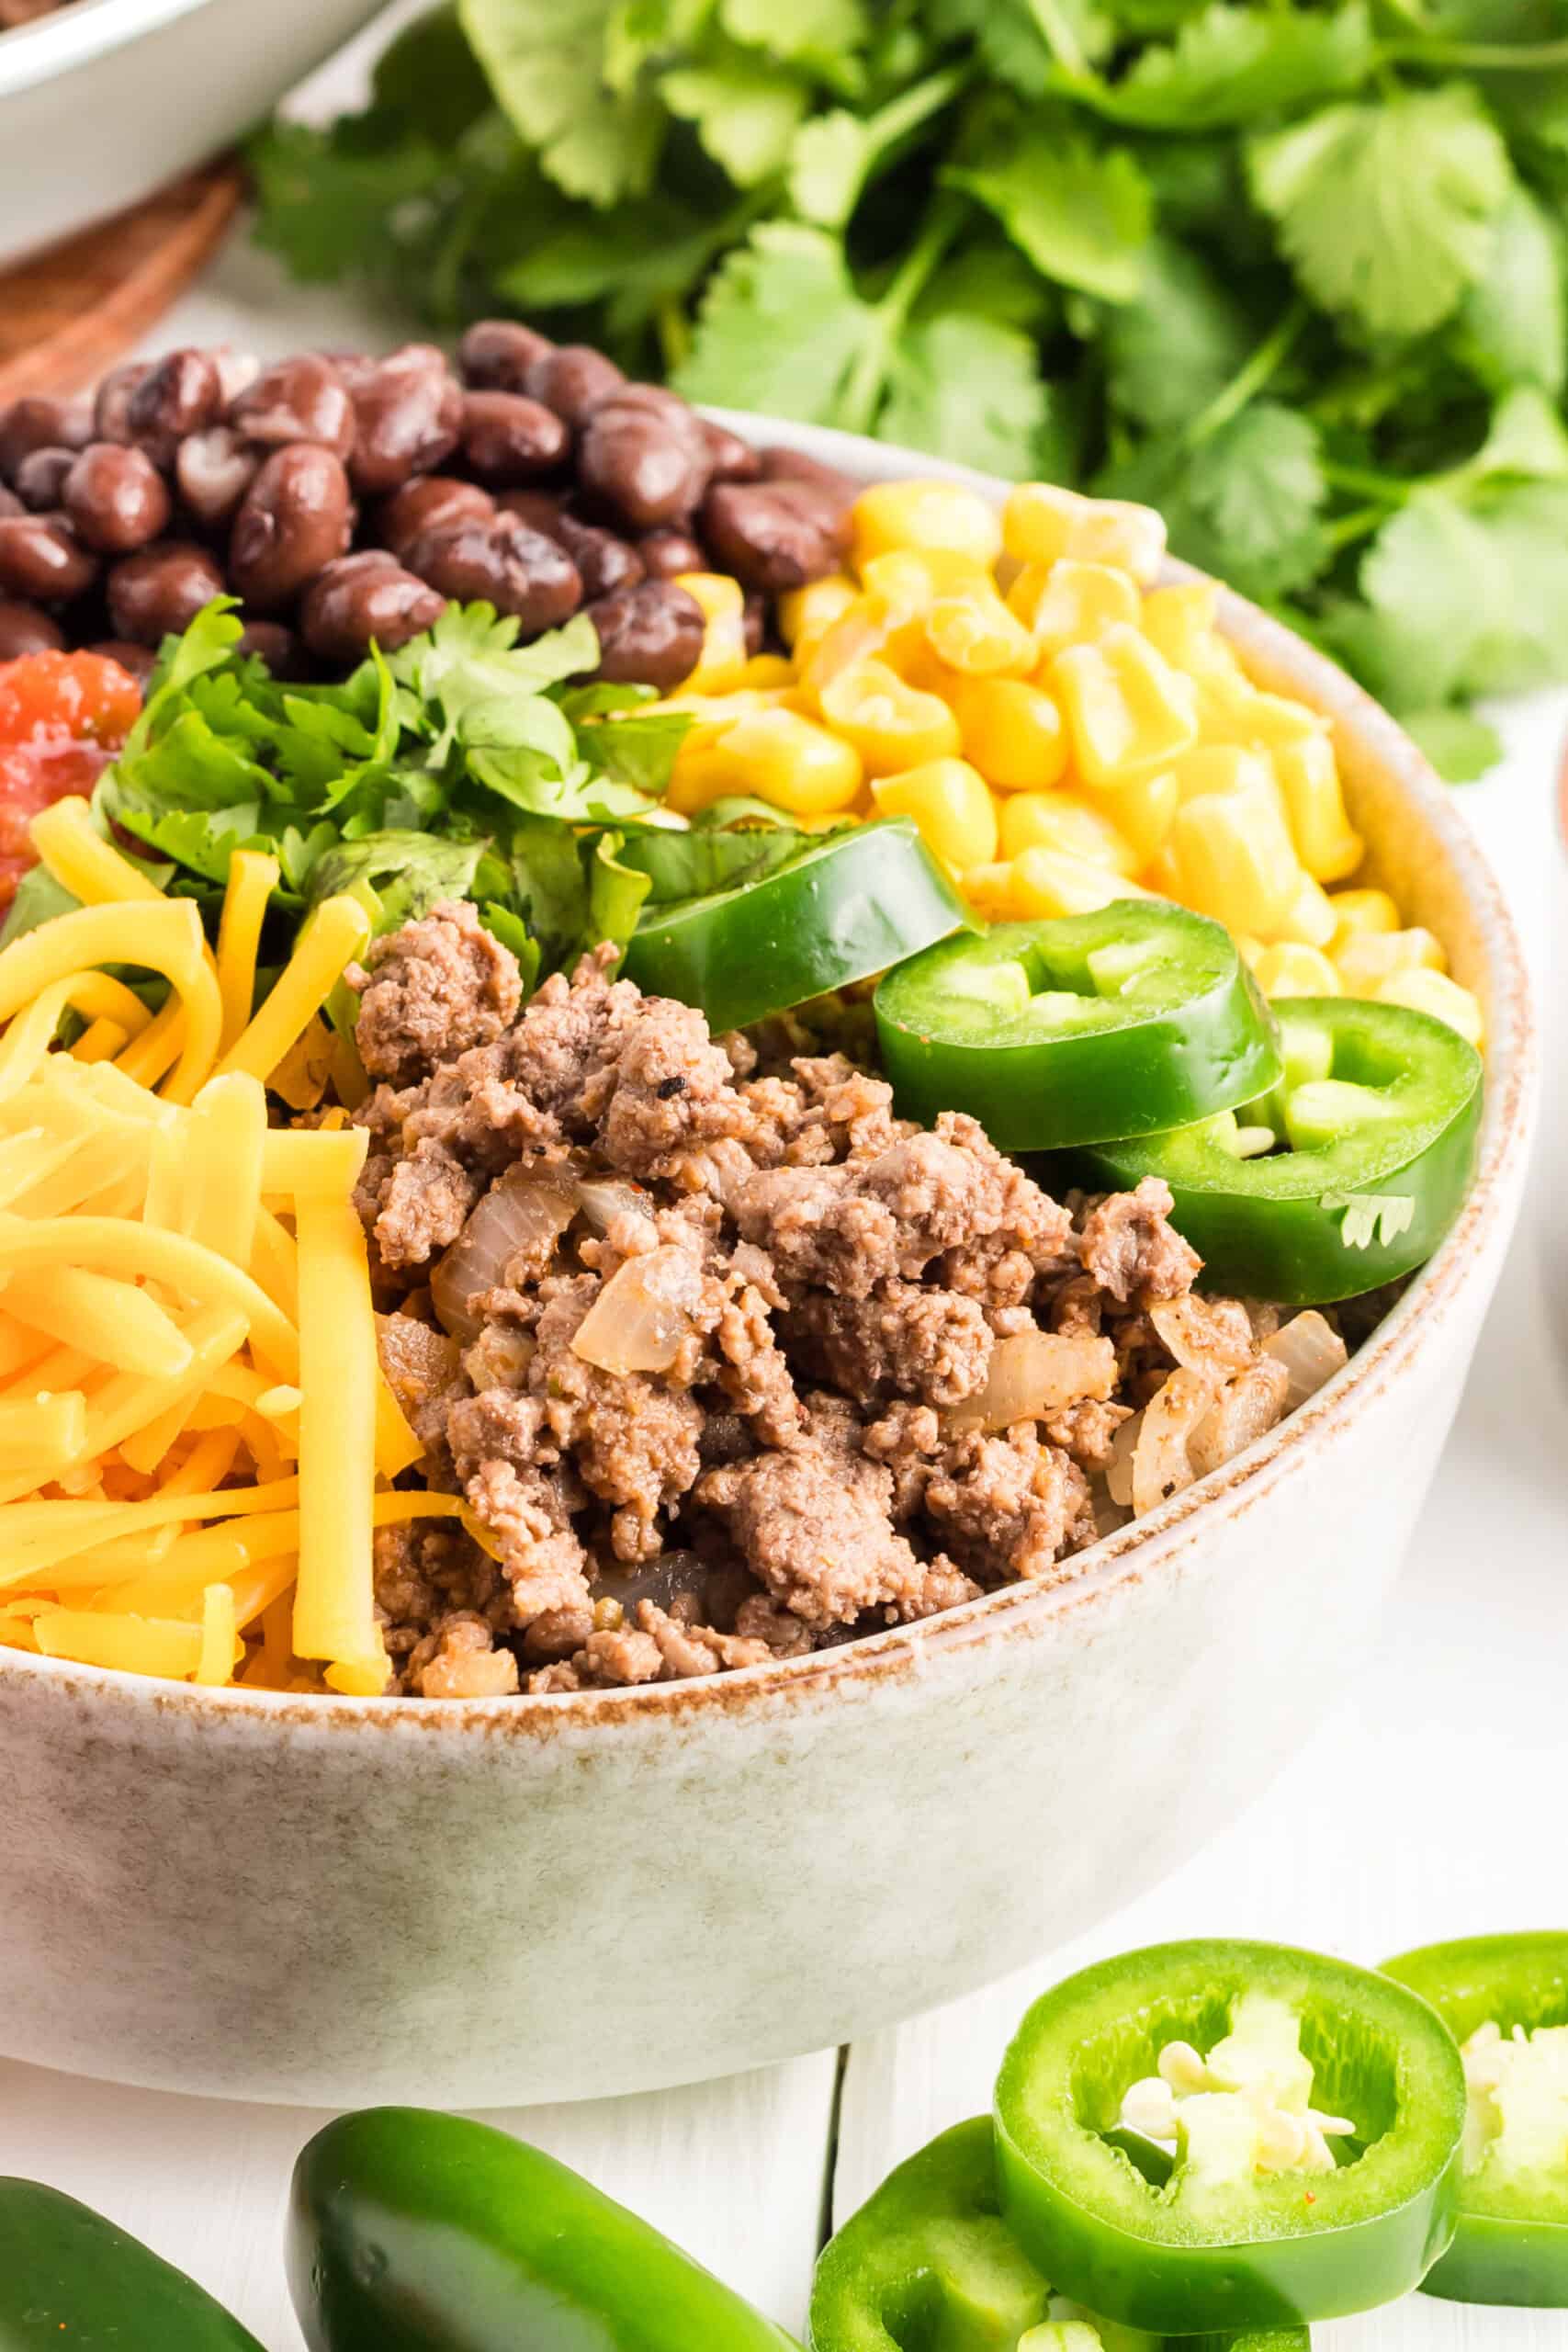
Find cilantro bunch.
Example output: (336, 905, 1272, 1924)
(253, 0, 1568, 774)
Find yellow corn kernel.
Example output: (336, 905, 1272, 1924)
(1270, 872, 1337, 950)
(799, 591, 924, 698)
(951, 677, 1068, 791)
(1269, 729, 1362, 883)
(998, 790, 1138, 875)
(871, 759, 998, 871)
(684, 707, 863, 817)
(925, 591, 1037, 679)
(739, 653, 795, 689)
(1049, 624, 1199, 787)
(1142, 581, 1219, 668)
(673, 572, 749, 695)
(1100, 770, 1179, 864)
(861, 548, 994, 611)
(1335, 926, 1446, 993)
(961, 862, 1021, 922)
(1329, 888, 1401, 944)
(1168, 780, 1302, 936)
(1376, 967, 1483, 1047)
(1009, 844, 1154, 920)
(1010, 560, 1141, 661)
(1003, 483, 1167, 582)
(818, 659, 962, 777)
(852, 481, 1003, 571)
(1169, 743, 1277, 804)
(1253, 944, 1342, 998)
(1234, 934, 1266, 969)
(898, 641, 967, 704)
(779, 573, 857, 653)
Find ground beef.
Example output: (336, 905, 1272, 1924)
(338, 913, 1327, 1694)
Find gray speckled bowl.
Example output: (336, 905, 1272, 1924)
(0, 422, 1537, 2107)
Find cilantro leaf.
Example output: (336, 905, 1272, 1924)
(660, 48, 809, 186)
(1454, 187, 1566, 396)
(947, 124, 1152, 303)
(1397, 706, 1503, 782)
(1248, 86, 1514, 340)
(249, 119, 448, 286)
(718, 0, 867, 69)
(1077, 4, 1374, 131)
(619, 819, 828, 902)
(1323, 1191, 1416, 1250)
(880, 312, 1055, 477)
(1100, 401, 1328, 602)
(1101, 237, 1257, 435)
(1343, 482, 1568, 708)
(675, 224, 877, 419)
(457, 0, 664, 204)
(306, 831, 497, 934)
(788, 112, 873, 228)
(926, 0, 1115, 87)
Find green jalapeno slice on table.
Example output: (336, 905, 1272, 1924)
(288, 2106, 799, 2352)
(621, 818, 972, 1034)
(1077, 996, 1483, 1306)
(808, 2115, 1308, 2352)
(874, 904, 1281, 1152)
(0, 2179, 264, 2350)
(1382, 1931, 1568, 2307)
(993, 1939, 1467, 2335)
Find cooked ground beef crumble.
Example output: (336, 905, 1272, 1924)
(352, 901, 1316, 1698)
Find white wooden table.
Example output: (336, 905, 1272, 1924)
(2, 57, 1565, 2334)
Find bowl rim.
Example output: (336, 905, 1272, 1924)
(0, 418, 1539, 1736)
(0, 0, 223, 96)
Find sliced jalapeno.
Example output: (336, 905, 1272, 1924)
(874, 903, 1280, 1150)
(621, 817, 972, 1033)
(1382, 1932, 1568, 2307)
(1078, 996, 1483, 1306)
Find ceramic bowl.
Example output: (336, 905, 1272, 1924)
(0, 420, 1537, 2107)
(0, 0, 388, 266)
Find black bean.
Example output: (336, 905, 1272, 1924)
(211, 348, 262, 407)
(231, 356, 355, 459)
(0, 397, 91, 481)
(0, 599, 65, 657)
(525, 345, 626, 428)
(85, 637, 157, 684)
(301, 551, 446, 663)
(230, 446, 354, 611)
(637, 527, 705, 580)
(349, 345, 464, 496)
(128, 350, 224, 467)
(173, 428, 259, 529)
(402, 511, 581, 634)
(756, 446, 860, 505)
(459, 320, 556, 393)
(0, 486, 20, 524)
(588, 580, 705, 692)
(700, 479, 850, 594)
(235, 620, 309, 679)
(107, 542, 225, 643)
(13, 448, 75, 512)
(493, 489, 566, 538)
(93, 363, 152, 447)
(0, 513, 98, 604)
(742, 589, 765, 657)
(701, 419, 762, 484)
(579, 402, 710, 532)
(550, 514, 644, 601)
(378, 475, 495, 562)
(64, 443, 173, 553)
(459, 390, 570, 485)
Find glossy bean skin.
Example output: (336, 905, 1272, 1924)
(0, 514, 98, 604)
(497, 497, 642, 600)
(636, 526, 706, 580)
(86, 637, 157, 684)
(231, 356, 356, 459)
(494, 489, 566, 538)
(93, 363, 151, 447)
(0, 600, 65, 657)
(700, 478, 850, 593)
(402, 511, 581, 633)
(588, 579, 705, 691)
(459, 320, 555, 393)
(742, 589, 766, 657)
(0, 396, 92, 480)
(701, 419, 762, 483)
(235, 620, 309, 679)
(348, 345, 464, 495)
(107, 542, 226, 643)
(13, 448, 75, 512)
(127, 350, 223, 466)
(64, 442, 173, 553)
(460, 391, 570, 484)
(174, 428, 260, 529)
(579, 401, 710, 531)
(229, 446, 354, 611)
(524, 345, 625, 427)
(300, 551, 446, 662)
(379, 475, 495, 562)
(755, 446, 860, 503)
(0, 486, 19, 524)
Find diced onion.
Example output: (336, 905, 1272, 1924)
(573, 1176, 654, 1236)
(1263, 1311, 1348, 1408)
(431, 1170, 576, 1341)
(1188, 1359, 1291, 1478)
(570, 1244, 705, 1374)
(1149, 1295, 1255, 1380)
(1131, 1368, 1214, 1516)
(952, 1329, 1117, 1431)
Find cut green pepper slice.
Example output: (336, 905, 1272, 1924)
(622, 818, 972, 1033)
(288, 2107, 798, 2352)
(1382, 1931, 1568, 2306)
(1077, 996, 1483, 1306)
(874, 904, 1281, 1151)
(993, 1939, 1466, 2335)
(808, 2115, 1308, 2352)
(0, 2179, 264, 2350)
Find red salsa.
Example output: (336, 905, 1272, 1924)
(0, 650, 141, 910)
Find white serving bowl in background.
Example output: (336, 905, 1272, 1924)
(0, 0, 389, 266)
(0, 419, 1538, 2108)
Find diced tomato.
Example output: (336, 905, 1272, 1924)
(0, 650, 142, 911)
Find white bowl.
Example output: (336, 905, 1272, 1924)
(0, 0, 389, 266)
(0, 421, 1537, 2107)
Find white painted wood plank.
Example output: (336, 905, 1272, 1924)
(0, 2048, 838, 2347)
